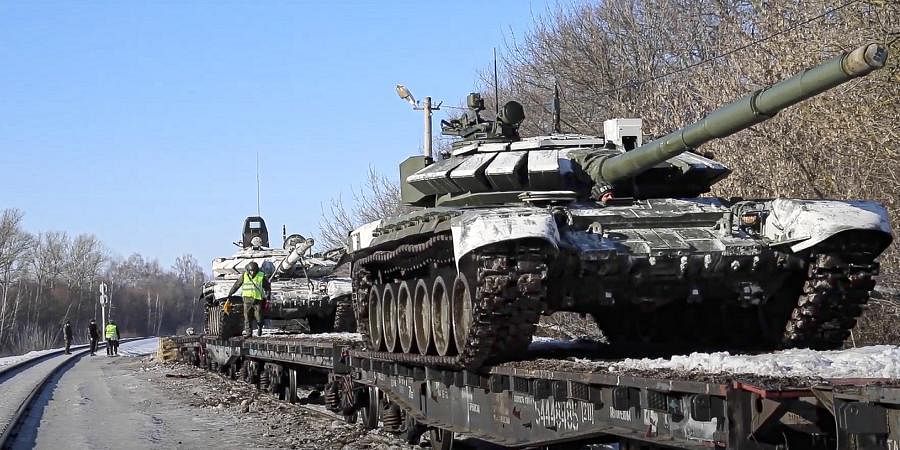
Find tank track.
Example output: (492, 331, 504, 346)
(206, 303, 242, 339)
(333, 296, 356, 332)
(782, 250, 878, 349)
(352, 233, 548, 369)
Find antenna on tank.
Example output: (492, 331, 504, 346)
(493, 48, 500, 115)
(553, 81, 562, 133)
(256, 151, 261, 216)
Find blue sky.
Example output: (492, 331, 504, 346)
(0, 0, 550, 269)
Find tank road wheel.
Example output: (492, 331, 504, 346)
(367, 285, 384, 351)
(397, 281, 415, 354)
(382, 284, 399, 352)
(429, 428, 454, 450)
(451, 272, 474, 354)
(431, 275, 453, 356)
(413, 278, 433, 355)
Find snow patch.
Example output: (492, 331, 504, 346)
(118, 337, 160, 357)
(253, 332, 362, 342)
(529, 336, 599, 352)
(0, 347, 65, 368)
(611, 345, 900, 379)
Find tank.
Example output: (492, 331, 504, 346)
(348, 43, 893, 368)
(202, 216, 354, 338)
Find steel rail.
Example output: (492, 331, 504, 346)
(0, 337, 145, 449)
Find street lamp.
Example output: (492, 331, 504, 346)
(395, 84, 441, 159)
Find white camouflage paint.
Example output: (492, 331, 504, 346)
(450, 208, 560, 264)
(349, 219, 382, 252)
(326, 279, 352, 298)
(762, 199, 892, 252)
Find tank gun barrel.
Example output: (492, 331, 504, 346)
(272, 238, 315, 279)
(599, 43, 888, 183)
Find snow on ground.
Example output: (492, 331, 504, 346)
(257, 332, 363, 341)
(0, 347, 66, 368)
(609, 345, 900, 379)
(118, 337, 160, 357)
(529, 336, 599, 351)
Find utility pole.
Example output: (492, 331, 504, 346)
(395, 84, 441, 160)
(422, 96, 433, 159)
(99, 282, 109, 343)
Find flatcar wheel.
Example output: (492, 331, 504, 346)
(413, 278, 433, 355)
(431, 275, 452, 356)
(367, 285, 384, 351)
(359, 386, 379, 430)
(241, 360, 251, 383)
(284, 368, 298, 404)
(382, 284, 398, 352)
(404, 414, 426, 445)
(429, 428, 454, 450)
(397, 281, 415, 353)
(338, 377, 360, 424)
(451, 271, 473, 354)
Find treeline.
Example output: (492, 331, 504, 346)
(490, 0, 898, 270)
(0, 209, 206, 356)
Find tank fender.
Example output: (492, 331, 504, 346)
(326, 279, 352, 298)
(762, 199, 892, 252)
(348, 219, 383, 252)
(450, 207, 560, 264)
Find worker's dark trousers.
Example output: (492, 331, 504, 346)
(90, 338, 98, 355)
(65, 339, 72, 354)
(106, 341, 112, 355)
(243, 297, 262, 336)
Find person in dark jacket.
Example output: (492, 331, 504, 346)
(88, 319, 100, 356)
(63, 320, 73, 354)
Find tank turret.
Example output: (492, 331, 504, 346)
(401, 43, 887, 205)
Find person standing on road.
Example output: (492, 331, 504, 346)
(226, 261, 270, 338)
(88, 319, 99, 356)
(63, 320, 73, 354)
(105, 320, 120, 356)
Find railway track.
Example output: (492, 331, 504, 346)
(0, 338, 144, 449)
(0, 346, 95, 448)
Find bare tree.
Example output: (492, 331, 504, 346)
(0, 209, 32, 345)
(319, 167, 409, 250)
(491, 0, 899, 271)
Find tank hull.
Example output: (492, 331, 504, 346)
(350, 197, 891, 367)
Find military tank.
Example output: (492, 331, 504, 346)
(202, 216, 354, 338)
(349, 43, 893, 368)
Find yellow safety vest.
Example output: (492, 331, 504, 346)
(241, 272, 265, 300)
(105, 323, 118, 339)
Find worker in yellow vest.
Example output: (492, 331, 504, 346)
(105, 320, 120, 356)
(227, 261, 270, 337)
